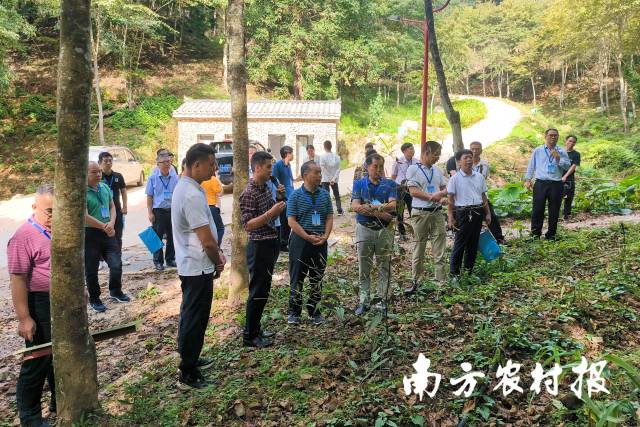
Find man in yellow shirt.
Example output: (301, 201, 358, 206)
(201, 167, 225, 244)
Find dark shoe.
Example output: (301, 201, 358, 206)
(287, 314, 301, 325)
(48, 402, 56, 414)
(243, 335, 273, 348)
(89, 299, 107, 313)
(545, 235, 558, 241)
(166, 260, 177, 268)
(311, 313, 325, 325)
(23, 418, 50, 427)
(196, 358, 215, 370)
(110, 292, 131, 303)
(404, 282, 418, 296)
(280, 245, 289, 252)
(178, 370, 210, 390)
(154, 263, 165, 271)
(259, 330, 276, 338)
(399, 234, 408, 242)
(354, 304, 368, 316)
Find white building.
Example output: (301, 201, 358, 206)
(172, 99, 341, 177)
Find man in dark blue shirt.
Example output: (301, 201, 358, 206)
(286, 161, 333, 326)
(272, 145, 295, 251)
(351, 153, 397, 315)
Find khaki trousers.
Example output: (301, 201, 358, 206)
(356, 223, 393, 305)
(409, 209, 447, 282)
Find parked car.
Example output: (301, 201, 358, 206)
(89, 145, 145, 186)
(210, 140, 267, 186)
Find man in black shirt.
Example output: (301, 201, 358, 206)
(99, 151, 128, 250)
(562, 135, 581, 220)
(445, 152, 460, 177)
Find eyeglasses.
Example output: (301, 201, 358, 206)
(157, 161, 171, 165)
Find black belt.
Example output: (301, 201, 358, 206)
(359, 222, 386, 231)
(455, 204, 483, 211)
(413, 206, 441, 212)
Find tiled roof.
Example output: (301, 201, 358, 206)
(172, 99, 341, 120)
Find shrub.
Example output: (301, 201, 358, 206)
(19, 95, 55, 122)
(109, 95, 180, 133)
(581, 139, 640, 174)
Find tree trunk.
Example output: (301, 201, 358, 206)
(530, 75, 536, 107)
(222, 12, 229, 93)
(465, 72, 469, 95)
(396, 78, 400, 107)
(226, 0, 250, 303)
(90, 19, 104, 145)
(425, 0, 462, 152)
(506, 70, 510, 98)
(605, 50, 610, 112)
(616, 53, 629, 132)
(52, 0, 100, 424)
(560, 62, 567, 110)
(482, 68, 486, 97)
(598, 51, 606, 112)
(293, 49, 304, 100)
(430, 89, 435, 116)
(497, 70, 503, 98)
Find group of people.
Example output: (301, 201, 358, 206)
(7, 130, 582, 417)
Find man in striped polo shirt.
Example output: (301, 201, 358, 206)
(286, 161, 334, 326)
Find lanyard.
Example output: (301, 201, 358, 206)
(544, 146, 555, 164)
(28, 218, 51, 240)
(159, 175, 172, 191)
(301, 188, 318, 212)
(418, 164, 435, 185)
(91, 186, 106, 208)
(103, 174, 114, 190)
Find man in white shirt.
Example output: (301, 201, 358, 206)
(171, 143, 226, 389)
(470, 141, 504, 244)
(447, 149, 491, 278)
(318, 140, 343, 215)
(404, 141, 448, 294)
(392, 143, 420, 240)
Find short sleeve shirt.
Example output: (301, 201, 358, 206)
(171, 176, 218, 276)
(446, 157, 458, 176)
(472, 160, 490, 180)
(201, 176, 223, 206)
(87, 182, 113, 224)
(146, 169, 179, 209)
(286, 186, 333, 234)
(446, 170, 488, 207)
(102, 171, 126, 212)
(351, 177, 397, 225)
(406, 164, 447, 208)
(566, 151, 581, 181)
(7, 217, 51, 292)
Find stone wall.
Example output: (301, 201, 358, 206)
(177, 120, 338, 178)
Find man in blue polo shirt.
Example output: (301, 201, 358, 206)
(524, 128, 571, 240)
(146, 153, 179, 270)
(351, 153, 397, 315)
(286, 161, 334, 326)
(272, 145, 295, 251)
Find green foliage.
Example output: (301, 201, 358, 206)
(581, 140, 640, 174)
(488, 183, 531, 218)
(368, 90, 385, 130)
(0, 1, 34, 92)
(108, 95, 180, 133)
(19, 95, 55, 122)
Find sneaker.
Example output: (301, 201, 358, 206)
(110, 292, 131, 303)
(89, 299, 107, 313)
(243, 335, 273, 348)
(154, 263, 165, 271)
(337, 211, 344, 216)
(196, 358, 215, 370)
(259, 330, 276, 338)
(373, 301, 387, 312)
(98, 261, 107, 271)
(178, 370, 210, 390)
(404, 282, 418, 296)
(311, 313, 325, 325)
(354, 304, 368, 316)
(166, 260, 177, 268)
(287, 314, 301, 325)
(24, 418, 50, 427)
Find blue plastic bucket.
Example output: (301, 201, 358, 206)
(138, 226, 164, 254)
(478, 229, 502, 261)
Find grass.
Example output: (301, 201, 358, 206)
(85, 223, 640, 426)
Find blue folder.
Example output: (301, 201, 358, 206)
(138, 227, 164, 254)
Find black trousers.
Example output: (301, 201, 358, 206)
(208, 205, 225, 244)
(321, 182, 343, 214)
(152, 208, 175, 264)
(397, 190, 413, 236)
(85, 227, 122, 301)
(531, 180, 564, 238)
(487, 201, 504, 242)
(17, 292, 56, 426)
(177, 273, 214, 374)
(450, 208, 483, 276)
(245, 239, 280, 340)
(288, 233, 327, 317)
(279, 210, 291, 249)
(114, 210, 124, 251)
(563, 180, 576, 218)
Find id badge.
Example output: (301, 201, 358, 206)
(312, 212, 321, 226)
(163, 191, 172, 200)
(371, 199, 382, 206)
(547, 163, 556, 173)
(100, 207, 109, 218)
(427, 185, 436, 193)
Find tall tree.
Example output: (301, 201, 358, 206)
(226, 0, 250, 303)
(51, 0, 100, 424)
(425, 0, 463, 152)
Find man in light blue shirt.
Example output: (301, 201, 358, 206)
(146, 154, 179, 270)
(272, 145, 294, 251)
(524, 128, 571, 240)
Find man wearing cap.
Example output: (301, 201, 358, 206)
(8, 184, 56, 427)
(146, 153, 179, 270)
